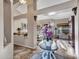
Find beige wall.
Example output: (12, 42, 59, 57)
(4, 0, 12, 45)
(0, 44, 13, 59)
(13, 19, 27, 32)
(13, 19, 32, 48)
(37, 18, 68, 26)
(0, 0, 4, 49)
(0, 0, 13, 59)
(14, 35, 35, 48)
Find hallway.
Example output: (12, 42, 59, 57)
(13, 0, 78, 59)
(0, 0, 79, 59)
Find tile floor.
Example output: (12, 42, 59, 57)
(14, 39, 76, 59)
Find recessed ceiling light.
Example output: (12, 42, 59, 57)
(48, 12, 56, 16)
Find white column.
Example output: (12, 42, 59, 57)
(0, 0, 13, 59)
(0, 0, 4, 50)
(27, 0, 37, 48)
(75, 0, 79, 59)
(3, 0, 12, 46)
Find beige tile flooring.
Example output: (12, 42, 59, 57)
(32, 46, 76, 59)
(14, 45, 76, 59)
(14, 45, 34, 59)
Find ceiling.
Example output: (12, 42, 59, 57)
(37, 9, 73, 20)
(13, 0, 74, 20)
(37, 0, 70, 10)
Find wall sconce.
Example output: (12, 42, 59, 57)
(72, 7, 77, 15)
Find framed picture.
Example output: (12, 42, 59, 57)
(21, 23, 27, 30)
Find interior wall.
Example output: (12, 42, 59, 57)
(13, 19, 27, 32)
(0, 0, 13, 59)
(14, 18, 36, 48)
(0, 44, 13, 59)
(0, 0, 4, 49)
(4, 0, 12, 45)
(37, 18, 68, 26)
